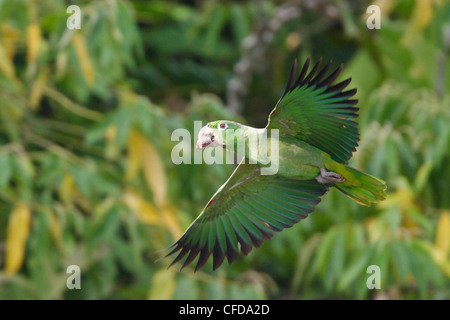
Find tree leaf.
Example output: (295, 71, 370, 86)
(142, 139, 166, 207)
(72, 32, 95, 86)
(337, 246, 374, 292)
(5, 203, 31, 275)
(147, 269, 176, 300)
(435, 212, 450, 258)
(390, 241, 411, 283)
(1, 23, 20, 60)
(47, 209, 63, 251)
(26, 22, 41, 64)
(127, 130, 167, 207)
(123, 189, 160, 226)
(125, 129, 143, 181)
(160, 206, 183, 240)
(411, 0, 433, 30)
(0, 42, 19, 85)
(414, 161, 433, 192)
(29, 69, 48, 110)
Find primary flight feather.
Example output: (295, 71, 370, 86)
(162, 57, 387, 271)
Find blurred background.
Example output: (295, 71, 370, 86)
(0, 0, 449, 300)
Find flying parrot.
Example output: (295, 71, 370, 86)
(162, 57, 387, 271)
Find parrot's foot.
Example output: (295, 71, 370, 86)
(315, 168, 345, 184)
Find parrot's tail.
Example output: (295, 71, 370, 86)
(335, 166, 387, 206)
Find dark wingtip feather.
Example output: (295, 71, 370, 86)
(293, 56, 311, 88)
(285, 58, 356, 99)
(212, 244, 226, 271)
(347, 99, 359, 106)
(318, 64, 344, 88)
(226, 237, 239, 264)
(324, 78, 352, 94)
(281, 59, 299, 98)
(310, 60, 332, 85)
(302, 57, 323, 84)
(238, 235, 253, 256)
(194, 248, 211, 272)
(180, 246, 200, 271)
(168, 246, 190, 269)
(337, 88, 357, 98)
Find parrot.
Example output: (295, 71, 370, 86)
(162, 57, 387, 271)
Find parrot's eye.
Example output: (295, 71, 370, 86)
(218, 123, 228, 130)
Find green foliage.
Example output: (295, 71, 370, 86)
(0, 0, 449, 299)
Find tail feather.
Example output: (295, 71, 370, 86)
(335, 166, 387, 206)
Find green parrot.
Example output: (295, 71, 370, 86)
(163, 57, 386, 271)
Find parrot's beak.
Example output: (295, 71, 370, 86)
(196, 124, 224, 149)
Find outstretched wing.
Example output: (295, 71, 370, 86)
(267, 58, 359, 164)
(163, 160, 328, 271)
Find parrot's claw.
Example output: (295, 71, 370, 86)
(315, 168, 345, 184)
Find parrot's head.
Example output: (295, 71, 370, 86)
(196, 120, 242, 149)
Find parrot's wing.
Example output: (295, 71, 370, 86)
(267, 57, 359, 164)
(163, 159, 328, 271)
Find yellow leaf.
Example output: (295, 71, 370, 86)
(142, 137, 167, 208)
(126, 130, 167, 207)
(435, 212, 450, 258)
(414, 161, 433, 192)
(365, 217, 384, 242)
(5, 203, 31, 275)
(377, 187, 414, 211)
(123, 190, 161, 225)
(412, 0, 433, 30)
(29, 69, 48, 110)
(72, 32, 95, 86)
(58, 173, 92, 212)
(105, 125, 117, 141)
(125, 130, 181, 238)
(125, 130, 143, 181)
(0, 43, 19, 85)
(421, 242, 450, 278)
(48, 209, 63, 251)
(59, 173, 77, 204)
(1, 23, 20, 60)
(377, 0, 395, 16)
(160, 206, 183, 239)
(148, 269, 176, 300)
(104, 125, 118, 159)
(26, 22, 41, 64)
(0, 24, 20, 87)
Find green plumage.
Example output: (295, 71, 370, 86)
(166, 161, 328, 271)
(268, 58, 359, 164)
(162, 58, 387, 271)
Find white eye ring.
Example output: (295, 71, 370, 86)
(218, 122, 228, 131)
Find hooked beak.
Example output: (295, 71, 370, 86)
(196, 124, 224, 149)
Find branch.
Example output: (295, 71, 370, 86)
(43, 86, 103, 122)
(226, 1, 302, 114)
